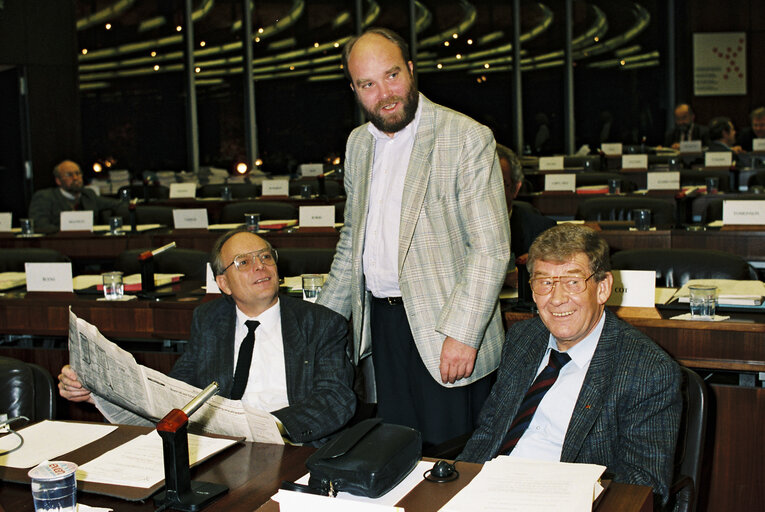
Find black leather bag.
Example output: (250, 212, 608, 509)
(306, 418, 422, 498)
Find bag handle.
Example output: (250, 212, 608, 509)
(318, 418, 382, 460)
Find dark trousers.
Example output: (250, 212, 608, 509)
(369, 297, 493, 449)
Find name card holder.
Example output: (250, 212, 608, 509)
(621, 155, 648, 170)
(172, 208, 209, 229)
(607, 270, 661, 319)
(60, 211, 94, 232)
(679, 140, 702, 154)
(25, 262, 74, 292)
(543, 173, 576, 193)
(298, 205, 335, 232)
(705, 152, 733, 168)
(538, 156, 564, 171)
(169, 183, 198, 199)
(753, 139, 765, 152)
(261, 179, 290, 198)
(722, 200, 765, 226)
(600, 143, 623, 156)
(0, 212, 11, 232)
(205, 263, 221, 294)
(298, 163, 324, 177)
(646, 171, 680, 191)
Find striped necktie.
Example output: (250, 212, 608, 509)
(497, 349, 572, 456)
(230, 320, 259, 400)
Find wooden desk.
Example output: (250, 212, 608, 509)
(503, 307, 765, 511)
(0, 424, 652, 512)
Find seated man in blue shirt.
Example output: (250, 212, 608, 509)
(459, 223, 682, 506)
(59, 228, 356, 445)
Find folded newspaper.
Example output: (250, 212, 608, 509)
(67, 309, 283, 444)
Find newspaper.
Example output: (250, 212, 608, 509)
(67, 309, 283, 444)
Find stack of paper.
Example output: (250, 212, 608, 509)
(673, 279, 765, 306)
(0, 272, 26, 291)
(440, 457, 605, 512)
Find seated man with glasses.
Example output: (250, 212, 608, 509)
(59, 227, 356, 445)
(28, 159, 120, 233)
(459, 223, 681, 507)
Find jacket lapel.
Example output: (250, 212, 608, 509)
(217, 299, 237, 397)
(353, 132, 375, 277)
(279, 299, 302, 404)
(398, 95, 434, 274)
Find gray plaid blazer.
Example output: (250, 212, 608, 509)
(459, 310, 682, 505)
(317, 94, 511, 386)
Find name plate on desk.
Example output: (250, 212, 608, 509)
(705, 152, 732, 167)
(646, 171, 679, 190)
(622, 155, 647, 169)
(60, 211, 94, 232)
(206, 263, 220, 294)
(679, 140, 702, 153)
(544, 174, 575, 192)
(0, 212, 11, 232)
(261, 179, 289, 196)
(601, 143, 623, 156)
(607, 270, 656, 307)
(299, 205, 334, 227)
(539, 156, 564, 170)
(753, 138, 765, 151)
(172, 208, 209, 229)
(722, 200, 765, 225)
(298, 163, 323, 177)
(169, 182, 197, 198)
(25, 262, 74, 292)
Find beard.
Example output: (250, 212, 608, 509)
(361, 83, 419, 134)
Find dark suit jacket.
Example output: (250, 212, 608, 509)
(459, 311, 682, 505)
(27, 187, 119, 233)
(510, 201, 556, 257)
(170, 294, 356, 445)
(664, 123, 710, 147)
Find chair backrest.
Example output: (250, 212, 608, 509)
(0, 356, 56, 422)
(199, 183, 259, 199)
(219, 201, 298, 223)
(680, 169, 732, 193)
(669, 367, 708, 512)
(276, 247, 336, 277)
(289, 178, 344, 198)
(575, 196, 677, 228)
(117, 184, 170, 200)
(574, 172, 638, 193)
(0, 248, 70, 272)
(116, 248, 210, 281)
(611, 248, 757, 287)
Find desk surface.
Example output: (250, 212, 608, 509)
(0, 424, 652, 512)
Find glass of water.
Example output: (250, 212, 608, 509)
(28, 461, 77, 512)
(302, 274, 324, 303)
(688, 285, 717, 320)
(102, 271, 124, 300)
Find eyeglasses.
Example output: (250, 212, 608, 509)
(222, 248, 278, 273)
(529, 273, 595, 295)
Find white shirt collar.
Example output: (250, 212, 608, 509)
(235, 298, 281, 336)
(547, 310, 605, 369)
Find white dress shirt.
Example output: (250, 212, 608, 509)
(362, 98, 423, 298)
(233, 299, 289, 413)
(509, 312, 606, 461)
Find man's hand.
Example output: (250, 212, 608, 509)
(58, 365, 94, 404)
(439, 337, 478, 384)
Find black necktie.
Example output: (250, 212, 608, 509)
(497, 349, 572, 456)
(231, 320, 259, 400)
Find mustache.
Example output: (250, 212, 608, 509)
(374, 96, 405, 112)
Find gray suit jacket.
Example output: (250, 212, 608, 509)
(28, 187, 119, 233)
(317, 94, 511, 386)
(170, 294, 356, 445)
(459, 311, 682, 505)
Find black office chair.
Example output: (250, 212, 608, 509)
(117, 184, 170, 201)
(276, 247, 336, 277)
(667, 367, 708, 512)
(219, 201, 298, 223)
(0, 356, 56, 422)
(0, 248, 70, 272)
(680, 169, 732, 193)
(289, 178, 343, 198)
(116, 248, 210, 281)
(575, 172, 638, 193)
(575, 196, 678, 228)
(700, 194, 765, 223)
(113, 203, 175, 226)
(334, 201, 345, 223)
(199, 183, 259, 199)
(611, 248, 757, 287)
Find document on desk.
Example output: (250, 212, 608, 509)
(68, 309, 283, 444)
(0, 420, 117, 468)
(439, 457, 605, 512)
(77, 430, 236, 488)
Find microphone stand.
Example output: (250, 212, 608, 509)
(153, 382, 228, 511)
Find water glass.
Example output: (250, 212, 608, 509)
(245, 213, 260, 232)
(689, 285, 717, 320)
(108, 216, 123, 235)
(221, 185, 232, 201)
(20, 218, 34, 236)
(608, 178, 621, 194)
(28, 461, 78, 512)
(632, 209, 651, 231)
(102, 271, 124, 300)
(302, 274, 324, 303)
(705, 177, 719, 194)
(300, 184, 313, 199)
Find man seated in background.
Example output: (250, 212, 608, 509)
(28, 160, 119, 233)
(664, 103, 710, 150)
(707, 116, 743, 156)
(59, 228, 356, 446)
(736, 106, 765, 152)
(459, 224, 682, 507)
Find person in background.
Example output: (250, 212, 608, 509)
(707, 116, 743, 155)
(664, 104, 710, 149)
(736, 107, 765, 152)
(459, 223, 681, 508)
(27, 160, 119, 233)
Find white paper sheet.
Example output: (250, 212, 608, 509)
(0, 420, 117, 468)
